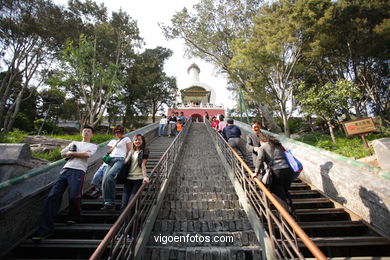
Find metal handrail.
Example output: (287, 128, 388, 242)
(90, 119, 192, 260)
(0, 123, 159, 191)
(204, 120, 327, 259)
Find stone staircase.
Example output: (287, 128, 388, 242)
(144, 123, 261, 259)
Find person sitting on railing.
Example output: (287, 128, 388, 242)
(246, 122, 263, 165)
(179, 111, 187, 125)
(101, 125, 132, 211)
(176, 119, 183, 133)
(121, 134, 149, 224)
(217, 115, 227, 133)
(32, 126, 97, 241)
(222, 119, 251, 163)
(253, 133, 296, 216)
(167, 111, 177, 137)
(85, 139, 117, 199)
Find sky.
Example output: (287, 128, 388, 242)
(54, 0, 236, 110)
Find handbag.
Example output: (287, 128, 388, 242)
(282, 149, 303, 179)
(260, 166, 272, 187)
(102, 154, 112, 164)
(102, 137, 124, 164)
(115, 161, 130, 184)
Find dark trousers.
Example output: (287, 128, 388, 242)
(38, 168, 85, 235)
(269, 168, 294, 214)
(121, 179, 143, 234)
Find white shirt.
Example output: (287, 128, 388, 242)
(62, 141, 97, 172)
(110, 137, 131, 158)
(160, 118, 168, 124)
(128, 151, 143, 180)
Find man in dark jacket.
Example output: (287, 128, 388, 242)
(246, 122, 262, 166)
(222, 119, 250, 162)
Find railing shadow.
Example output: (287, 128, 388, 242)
(204, 120, 327, 260)
(90, 120, 193, 260)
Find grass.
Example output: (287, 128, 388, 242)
(0, 131, 114, 162)
(296, 131, 389, 159)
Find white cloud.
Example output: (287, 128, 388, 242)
(53, 0, 236, 109)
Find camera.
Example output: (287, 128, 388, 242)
(65, 144, 77, 161)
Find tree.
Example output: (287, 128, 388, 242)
(51, 34, 123, 127)
(300, 0, 390, 126)
(230, 0, 332, 137)
(161, 0, 284, 132)
(123, 47, 177, 123)
(0, 0, 66, 132)
(296, 80, 361, 143)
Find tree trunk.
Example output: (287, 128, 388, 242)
(282, 112, 290, 138)
(259, 103, 282, 133)
(152, 102, 156, 123)
(327, 120, 336, 144)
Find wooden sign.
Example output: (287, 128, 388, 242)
(342, 117, 377, 137)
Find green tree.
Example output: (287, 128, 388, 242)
(300, 0, 390, 125)
(230, 0, 331, 137)
(52, 34, 123, 127)
(0, 0, 66, 132)
(136, 48, 177, 123)
(296, 80, 361, 143)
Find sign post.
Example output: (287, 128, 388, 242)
(341, 117, 377, 151)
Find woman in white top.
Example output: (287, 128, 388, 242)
(121, 134, 149, 211)
(101, 125, 132, 210)
(159, 114, 168, 137)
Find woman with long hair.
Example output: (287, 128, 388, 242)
(253, 133, 295, 215)
(121, 134, 149, 210)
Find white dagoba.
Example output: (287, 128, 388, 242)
(184, 63, 216, 105)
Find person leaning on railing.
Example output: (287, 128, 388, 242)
(32, 126, 98, 241)
(252, 133, 296, 217)
(101, 125, 132, 211)
(222, 119, 251, 163)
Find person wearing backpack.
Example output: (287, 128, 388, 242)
(252, 133, 296, 216)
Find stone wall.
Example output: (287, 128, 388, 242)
(0, 123, 159, 256)
(235, 120, 390, 237)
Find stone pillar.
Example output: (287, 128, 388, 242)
(0, 144, 33, 182)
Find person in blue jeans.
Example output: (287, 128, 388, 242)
(88, 140, 116, 198)
(158, 114, 168, 137)
(32, 126, 97, 240)
(101, 125, 132, 211)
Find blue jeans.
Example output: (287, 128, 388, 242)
(38, 168, 85, 235)
(91, 164, 108, 187)
(158, 124, 166, 136)
(102, 157, 124, 205)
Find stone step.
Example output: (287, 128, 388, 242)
(143, 245, 262, 260)
(152, 219, 253, 233)
(156, 208, 247, 221)
(147, 231, 259, 247)
(165, 186, 236, 193)
(164, 192, 239, 202)
(160, 200, 241, 210)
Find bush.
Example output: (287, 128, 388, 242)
(31, 147, 62, 161)
(34, 119, 64, 135)
(13, 113, 35, 132)
(0, 129, 26, 143)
